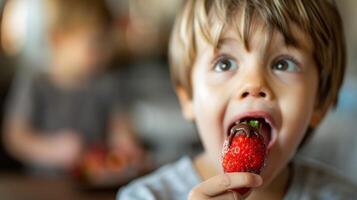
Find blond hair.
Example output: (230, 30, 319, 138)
(45, 0, 113, 32)
(169, 0, 346, 112)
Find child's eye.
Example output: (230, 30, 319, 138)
(272, 57, 301, 72)
(213, 56, 238, 72)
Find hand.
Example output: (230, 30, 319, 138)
(188, 172, 262, 200)
(118, 139, 144, 160)
(108, 114, 146, 166)
(111, 134, 145, 164)
(46, 130, 83, 169)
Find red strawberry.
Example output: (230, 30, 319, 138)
(222, 121, 267, 195)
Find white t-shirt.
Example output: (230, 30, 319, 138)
(117, 156, 357, 200)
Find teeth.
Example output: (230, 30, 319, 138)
(237, 117, 266, 124)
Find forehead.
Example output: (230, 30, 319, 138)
(221, 17, 313, 55)
(196, 9, 313, 56)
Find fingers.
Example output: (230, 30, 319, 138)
(200, 173, 262, 196)
(188, 172, 262, 199)
(189, 189, 242, 200)
(210, 190, 241, 200)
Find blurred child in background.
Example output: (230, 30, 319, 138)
(3, 0, 146, 178)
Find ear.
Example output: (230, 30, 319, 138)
(310, 106, 330, 128)
(176, 86, 195, 121)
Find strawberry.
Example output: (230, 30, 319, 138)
(222, 120, 267, 195)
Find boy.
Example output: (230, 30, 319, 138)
(3, 0, 144, 175)
(118, 0, 357, 199)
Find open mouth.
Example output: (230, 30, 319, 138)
(227, 117, 273, 148)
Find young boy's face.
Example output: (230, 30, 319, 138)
(178, 17, 321, 186)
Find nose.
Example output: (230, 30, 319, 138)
(241, 88, 267, 98)
(238, 74, 273, 100)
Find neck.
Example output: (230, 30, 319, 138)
(49, 61, 87, 89)
(247, 166, 290, 200)
(193, 152, 291, 200)
(49, 70, 84, 89)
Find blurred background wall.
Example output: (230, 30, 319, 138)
(0, 0, 356, 183)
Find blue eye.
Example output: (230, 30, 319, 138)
(272, 58, 300, 72)
(213, 57, 238, 72)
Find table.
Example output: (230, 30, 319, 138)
(0, 172, 118, 200)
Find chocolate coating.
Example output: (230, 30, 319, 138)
(228, 123, 262, 147)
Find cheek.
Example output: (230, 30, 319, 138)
(193, 86, 223, 149)
(278, 74, 318, 149)
(191, 68, 228, 161)
(263, 77, 318, 184)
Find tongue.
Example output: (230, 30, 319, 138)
(245, 119, 271, 147)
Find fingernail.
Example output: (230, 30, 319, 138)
(254, 175, 263, 186)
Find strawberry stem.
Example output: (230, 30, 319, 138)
(248, 120, 259, 129)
